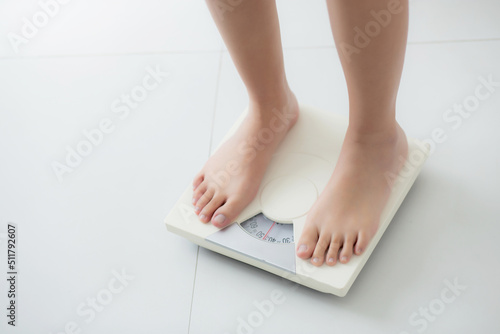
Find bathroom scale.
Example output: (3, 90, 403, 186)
(165, 104, 429, 296)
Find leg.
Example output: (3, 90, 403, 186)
(296, 0, 409, 266)
(193, 0, 298, 227)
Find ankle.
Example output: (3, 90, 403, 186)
(346, 120, 402, 145)
(249, 91, 297, 123)
(248, 82, 294, 111)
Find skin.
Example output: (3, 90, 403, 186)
(193, 0, 299, 228)
(194, 0, 409, 266)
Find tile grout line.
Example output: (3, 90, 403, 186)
(1, 37, 499, 61)
(186, 246, 199, 334)
(0, 48, 222, 60)
(186, 47, 224, 334)
(207, 49, 224, 157)
(407, 37, 500, 45)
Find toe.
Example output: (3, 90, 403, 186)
(192, 182, 207, 205)
(339, 233, 357, 264)
(211, 196, 248, 228)
(192, 172, 204, 191)
(296, 223, 318, 259)
(199, 194, 225, 224)
(325, 235, 342, 266)
(355, 230, 371, 255)
(195, 188, 215, 221)
(310, 234, 330, 266)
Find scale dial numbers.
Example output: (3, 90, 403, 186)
(239, 213, 294, 244)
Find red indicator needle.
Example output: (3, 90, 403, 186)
(263, 221, 276, 240)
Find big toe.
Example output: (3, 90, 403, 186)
(211, 197, 249, 229)
(296, 224, 318, 259)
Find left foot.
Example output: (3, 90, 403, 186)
(296, 122, 408, 266)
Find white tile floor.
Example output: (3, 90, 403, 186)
(0, 1, 499, 333)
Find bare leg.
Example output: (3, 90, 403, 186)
(193, 0, 298, 227)
(296, 0, 409, 266)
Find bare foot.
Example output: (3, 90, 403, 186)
(192, 92, 299, 228)
(296, 122, 408, 266)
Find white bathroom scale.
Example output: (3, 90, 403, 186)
(165, 104, 429, 296)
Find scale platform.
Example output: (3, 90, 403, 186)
(165, 104, 429, 296)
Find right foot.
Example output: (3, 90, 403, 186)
(192, 92, 299, 228)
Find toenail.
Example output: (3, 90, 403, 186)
(341, 256, 347, 262)
(213, 214, 226, 225)
(297, 244, 307, 253)
(328, 258, 334, 263)
(199, 214, 206, 221)
(357, 248, 363, 254)
(192, 198, 196, 205)
(194, 206, 200, 212)
(312, 257, 319, 263)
